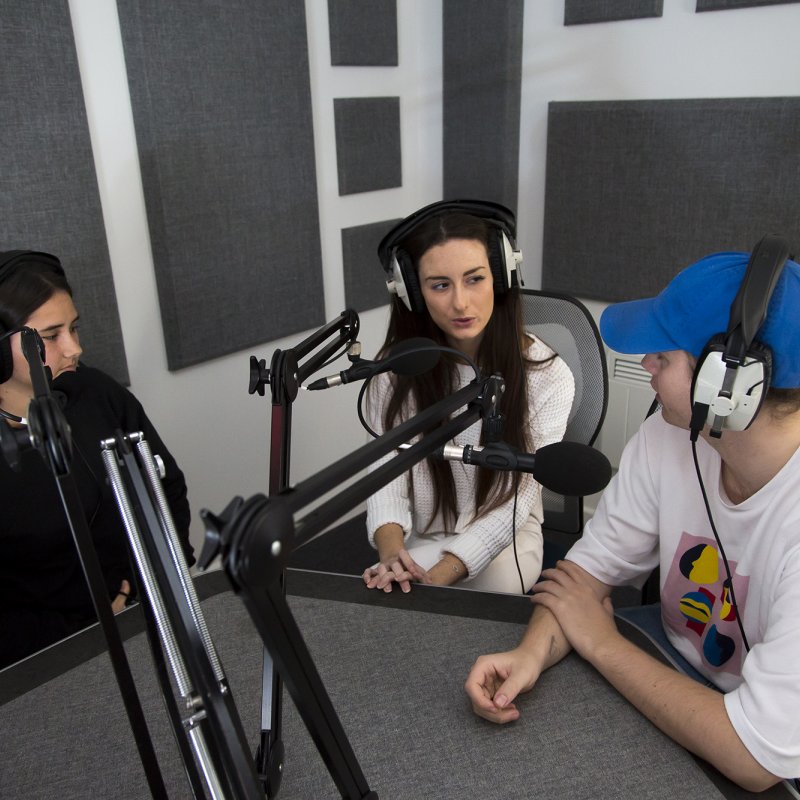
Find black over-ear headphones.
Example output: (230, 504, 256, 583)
(377, 199, 524, 313)
(690, 234, 791, 439)
(0, 250, 64, 385)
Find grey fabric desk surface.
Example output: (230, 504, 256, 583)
(0, 569, 790, 800)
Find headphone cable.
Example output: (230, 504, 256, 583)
(691, 439, 750, 652)
(0, 406, 25, 424)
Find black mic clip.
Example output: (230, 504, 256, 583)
(483, 411, 505, 444)
(476, 374, 505, 431)
(457, 442, 531, 472)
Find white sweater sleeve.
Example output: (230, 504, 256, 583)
(364, 372, 413, 548)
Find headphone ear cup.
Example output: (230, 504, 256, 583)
(691, 334, 726, 414)
(395, 249, 426, 313)
(692, 334, 771, 433)
(486, 230, 508, 294)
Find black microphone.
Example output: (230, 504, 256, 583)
(439, 440, 612, 496)
(305, 337, 440, 390)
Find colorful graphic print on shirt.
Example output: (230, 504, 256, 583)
(661, 531, 749, 678)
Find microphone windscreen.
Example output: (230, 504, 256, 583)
(388, 337, 440, 376)
(533, 441, 612, 497)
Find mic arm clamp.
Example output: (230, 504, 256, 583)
(248, 308, 361, 402)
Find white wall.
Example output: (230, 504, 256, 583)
(515, 0, 800, 289)
(67, 0, 443, 555)
(67, 0, 800, 554)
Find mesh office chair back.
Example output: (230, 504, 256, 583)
(520, 289, 608, 534)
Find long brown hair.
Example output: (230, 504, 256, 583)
(374, 211, 553, 530)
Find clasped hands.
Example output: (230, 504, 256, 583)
(362, 548, 431, 594)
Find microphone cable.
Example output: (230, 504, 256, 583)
(511, 472, 525, 594)
(691, 439, 750, 653)
(356, 343, 480, 440)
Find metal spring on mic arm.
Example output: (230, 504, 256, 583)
(104, 437, 230, 800)
(101, 447, 194, 696)
(134, 438, 225, 684)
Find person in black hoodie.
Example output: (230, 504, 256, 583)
(0, 250, 193, 668)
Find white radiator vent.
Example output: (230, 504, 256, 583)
(611, 354, 651, 386)
(594, 348, 656, 473)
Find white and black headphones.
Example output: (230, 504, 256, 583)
(689, 234, 791, 439)
(377, 199, 524, 313)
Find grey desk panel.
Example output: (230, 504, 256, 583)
(0, 570, 789, 799)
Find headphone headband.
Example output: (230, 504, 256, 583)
(724, 234, 789, 364)
(0, 250, 64, 284)
(378, 200, 517, 270)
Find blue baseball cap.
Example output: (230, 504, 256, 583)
(600, 251, 800, 388)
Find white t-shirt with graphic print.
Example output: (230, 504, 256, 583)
(567, 412, 800, 780)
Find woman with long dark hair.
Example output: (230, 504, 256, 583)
(362, 201, 574, 594)
(0, 250, 193, 668)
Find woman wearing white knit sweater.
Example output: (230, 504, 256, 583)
(362, 201, 575, 595)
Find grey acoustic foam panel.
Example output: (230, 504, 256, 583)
(697, 0, 799, 8)
(443, 0, 524, 213)
(117, 0, 324, 370)
(334, 97, 402, 196)
(328, 0, 398, 66)
(1, 1, 128, 385)
(565, 0, 663, 25)
(542, 98, 800, 303)
(342, 219, 403, 312)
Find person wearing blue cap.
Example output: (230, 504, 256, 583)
(465, 238, 800, 792)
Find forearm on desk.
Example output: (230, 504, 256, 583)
(427, 551, 467, 586)
(517, 604, 573, 673)
(587, 635, 780, 793)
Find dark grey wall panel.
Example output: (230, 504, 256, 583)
(697, 0, 798, 9)
(117, 0, 324, 371)
(1, 1, 128, 385)
(334, 98, 402, 195)
(542, 98, 800, 303)
(328, 0, 398, 66)
(342, 219, 403, 312)
(565, 0, 663, 24)
(443, 0, 524, 212)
